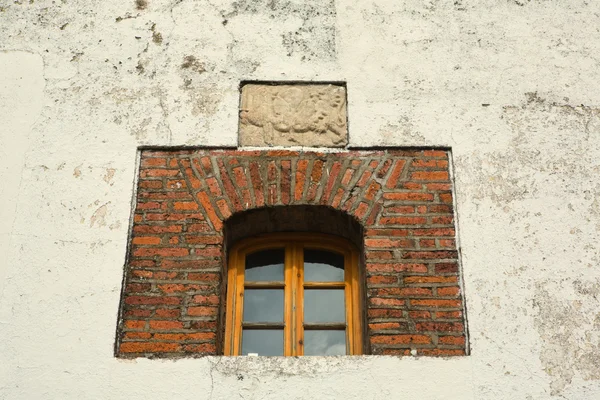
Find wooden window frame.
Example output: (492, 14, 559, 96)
(224, 233, 363, 356)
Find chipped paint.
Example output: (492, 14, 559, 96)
(89, 202, 110, 228)
(534, 284, 600, 395)
(103, 168, 116, 184)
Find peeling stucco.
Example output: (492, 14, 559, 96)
(534, 283, 600, 395)
(89, 202, 110, 228)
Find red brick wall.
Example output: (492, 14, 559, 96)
(116, 149, 467, 357)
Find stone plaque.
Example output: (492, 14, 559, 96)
(239, 83, 348, 147)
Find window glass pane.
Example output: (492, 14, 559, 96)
(304, 249, 344, 282)
(243, 289, 284, 322)
(304, 330, 346, 356)
(245, 249, 284, 281)
(242, 330, 283, 356)
(304, 289, 345, 323)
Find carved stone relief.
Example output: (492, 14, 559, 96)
(239, 83, 348, 147)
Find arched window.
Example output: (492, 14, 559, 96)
(224, 233, 363, 356)
(117, 149, 467, 358)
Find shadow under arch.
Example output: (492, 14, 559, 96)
(223, 205, 364, 251)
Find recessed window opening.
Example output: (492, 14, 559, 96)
(117, 149, 467, 358)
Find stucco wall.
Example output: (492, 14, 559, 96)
(1, 0, 599, 399)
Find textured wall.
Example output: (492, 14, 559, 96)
(1, 0, 600, 399)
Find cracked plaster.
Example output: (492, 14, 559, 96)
(1, 0, 600, 399)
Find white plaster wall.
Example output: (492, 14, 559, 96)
(1, 0, 599, 398)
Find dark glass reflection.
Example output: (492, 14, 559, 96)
(304, 289, 345, 323)
(304, 330, 346, 356)
(243, 289, 284, 322)
(245, 249, 284, 281)
(241, 330, 283, 356)
(304, 249, 344, 282)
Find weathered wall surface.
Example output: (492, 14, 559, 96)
(1, 0, 599, 399)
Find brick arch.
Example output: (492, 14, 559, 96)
(176, 149, 398, 232)
(117, 148, 467, 357)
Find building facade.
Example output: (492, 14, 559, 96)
(1, 0, 600, 399)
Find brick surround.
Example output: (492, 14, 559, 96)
(116, 148, 468, 357)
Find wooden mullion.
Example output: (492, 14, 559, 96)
(242, 322, 285, 329)
(223, 250, 237, 355)
(351, 248, 363, 355)
(244, 282, 285, 288)
(233, 251, 246, 355)
(295, 243, 305, 356)
(344, 248, 354, 356)
(303, 282, 345, 289)
(303, 323, 346, 330)
(284, 243, 293, 356)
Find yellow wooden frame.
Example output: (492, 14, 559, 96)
(223, 233, 363, 356)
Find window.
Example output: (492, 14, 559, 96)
(224, 233, 363, 356)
